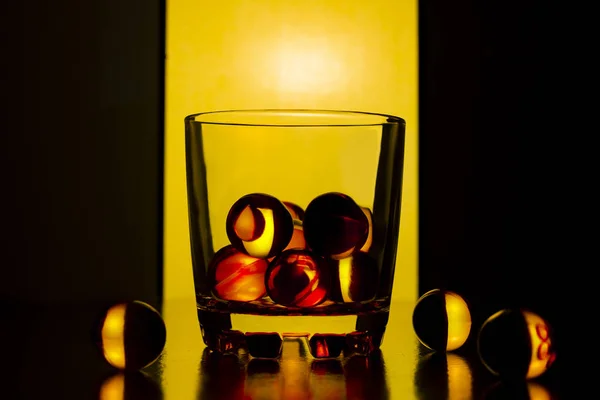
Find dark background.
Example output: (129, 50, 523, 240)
(418, 0, 566, 380)
(2, 0, 165, 311)
(2, 0, 567, 394)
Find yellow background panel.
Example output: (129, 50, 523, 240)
(164, 0, 418, 305)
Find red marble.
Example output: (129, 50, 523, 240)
(265, 249, 330, 307)
(208, 245, 268, 302)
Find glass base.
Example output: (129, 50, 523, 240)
(197, 296, 390, 359)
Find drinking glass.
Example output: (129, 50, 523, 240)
(185, 109, 405, 359)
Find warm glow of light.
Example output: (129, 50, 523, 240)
(446, 354, 473, 400)
(522, 310, 552, 379)
(338, 256, 353, 303)
(101, 304, 126, 369)
(242, 208, 275, 258)
(444, 292, 471, 351)
(273, 46, 345, 94)
(99, 374, 125, 400)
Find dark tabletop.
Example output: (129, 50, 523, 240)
(5, 298, 562, 400)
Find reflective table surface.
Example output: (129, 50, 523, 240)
(7, 298, 562, 399)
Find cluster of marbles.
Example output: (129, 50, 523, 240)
(207, 192, 379, 307)
(412, 289, 556, 380)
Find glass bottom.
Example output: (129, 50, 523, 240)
(197, 295, 390, 359)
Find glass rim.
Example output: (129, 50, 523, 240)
(185, 109, 406, 127)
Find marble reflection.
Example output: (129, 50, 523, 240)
(98, 371, 163, 400)
(197, 337, 389, 400)
(483, 381, 556, 400)
(414, 352, 474, 400)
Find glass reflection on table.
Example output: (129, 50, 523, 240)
(197, 337, 390, 400)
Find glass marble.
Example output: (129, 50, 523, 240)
(477, 309, 556, 380)
(329, 252, 379, 303)
(265, 249, 330, 307)
(283, 201, 305, 221)
(96, 301, 166, 371)
(412, 289, 472, 352)
(208, 245, 269, 302)
(226, 193, 294, 259)
(303, 192, 369, 260)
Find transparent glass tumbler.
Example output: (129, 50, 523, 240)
(185, 110, 406, 359)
